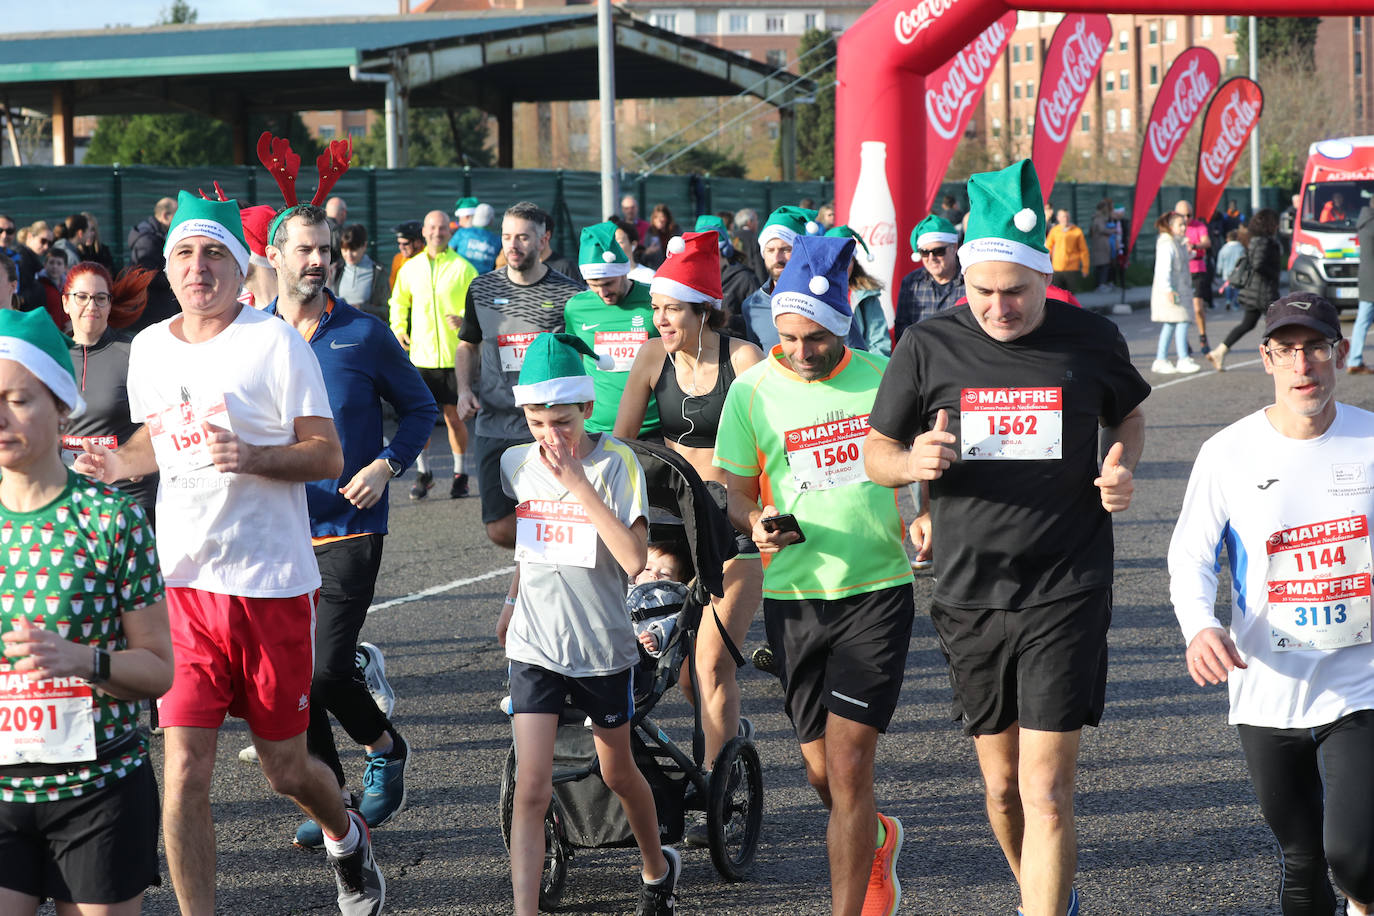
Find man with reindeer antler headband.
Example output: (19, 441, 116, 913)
(75, 156, 388, 913)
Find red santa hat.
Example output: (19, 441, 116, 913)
(239, 205, 277, 268)
(649, 231, 722, 307)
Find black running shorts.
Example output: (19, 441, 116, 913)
(930, 587, 1112, 736)
(417, 366, 459, 406)
(476, 434, 533, 525)
(0, 761, 160, 904)
(764, 584, 915, 744)
(509, 660, 635, 729)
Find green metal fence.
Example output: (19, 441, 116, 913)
(0, 164, 1278, 268)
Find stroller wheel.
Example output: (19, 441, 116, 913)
(499, 745, 571, 911)
(706, 736, 764, 880)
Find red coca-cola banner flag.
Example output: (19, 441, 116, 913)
(923, 10, 1016, 212)
(1031, 14, 1112, 203)
(1127, 47, 1220, 257)
(1193, 77, 1264, 223)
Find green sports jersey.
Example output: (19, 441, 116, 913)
(0, 471, 164, 802)
(564, 280, 660, 435)
(714, 346, 913, 600)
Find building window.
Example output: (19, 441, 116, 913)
(1105, 71, 1115, 91)
(652, 13, 676, 31)
(991, 82, 1001, 101)
(1106, 109, 1117, 132)
(767, 122, 780, 140)
(766, 48, 787, 67)
(1123, 148, 1132, 162)
(765, 14, 785, 32)
(1358, 51, 1364, 76)
(1025, 42, 1034, 63)
(1013, 83, 1022, 100)
(1355, 18, 1362, 35)
(1014, 117, 1023, 135)
(1165, 20, 1176, 42)
(1148, 23, 1158, 45)
(1119, 70, 1129, 90)
(1225, 16, 1240, 33)
(1081, 113, 1091, 132)
(1118, 29, 1128, 51)
(1226, 54, 1240, 74)
(729, 12, 747, 32)
(1026, 79, 1035, 99)
(318, 125, 336, 140)
(1200, 16, 1212, 38)
(1121, 108, 1131, 131)
(991, 117, 1002, 137)
(347, 126, 366, 139)
(1012, 44, 1021, 63)
(804, 13, 818, 30)
(1149, 64, 1159, 86)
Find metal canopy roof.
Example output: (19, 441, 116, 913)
(0, 10, 814, 117)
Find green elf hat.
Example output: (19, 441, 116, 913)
(957, 159, 1052, 275)
(0, 308, 84, 417)
(513, 333, 614, 407)
(694, 214, 736, 258)
(163, 190, 250, 274)
(825, 225, 872, 261)
(910, 214, 958, 262)
(757, 205, 822, 254)
(454, 196, 479, 218)
(578, 221, 630, 280)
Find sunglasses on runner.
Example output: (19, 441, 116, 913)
(919, 246, 949, 259)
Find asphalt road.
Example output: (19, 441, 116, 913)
(126, 304, 1374, 915)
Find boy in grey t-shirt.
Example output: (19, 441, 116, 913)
(497, 333, 681, 916)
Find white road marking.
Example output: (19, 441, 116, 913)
(368, 565, 516, 614)
(1149, 358, 1261, 390)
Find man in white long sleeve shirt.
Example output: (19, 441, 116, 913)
(1169, 292, 1374, 916)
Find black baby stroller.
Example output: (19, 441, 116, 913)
(498, 439, 763, 911)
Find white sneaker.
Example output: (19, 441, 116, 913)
(356, 642, 396, 718)
(1175, 357, 1202, 374)
(1150, 359, 1177, 374)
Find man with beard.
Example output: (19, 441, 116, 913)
(456, 202, 583, 548)
(390, 210, 478, 500)
(265, 204, 437, 850)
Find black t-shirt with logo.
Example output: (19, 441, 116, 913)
(869, 301, 1150, 609)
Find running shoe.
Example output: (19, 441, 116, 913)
(295, 792, 360, 850)
(1150, 358, 1177, 375)
(356, 642, 396, 718)
(449, 473, 469, 499)
(861, 813, 903, 916)
(238, 744, 260, 765)
(1176, 357, 1202, 374)
(1017, 886, 1079, 916)
(359, 732, 409, 828)
(328, 809, 385, 916)
(634, 846, 681, 916)
(408, 470, 434, 501)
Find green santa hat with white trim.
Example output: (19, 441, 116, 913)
(454, 196, 479, 218)
(910, 214, 958, 262)
(578, 222, 630, 280)
(956, 159, 1052, 275)
(758, 205, 823, 254)
(0, 308, 85, 417)
(825, 224, 872, 261)
(513, 333, 615, 407)
(164, 190, 250, 275)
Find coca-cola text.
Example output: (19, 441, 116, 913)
(1037, 18, 1106, 144)
(1199, 88, 1260, 184)
(1147, 58, 1214, 164)
(893, 0, 957, 46)
(925, 19, 1008, 141)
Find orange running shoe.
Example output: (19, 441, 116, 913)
(861, 812, 903, 916)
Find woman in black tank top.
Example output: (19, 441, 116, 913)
(615, 279, 765, 778)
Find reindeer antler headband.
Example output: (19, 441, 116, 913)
(258, 131, 353, 247)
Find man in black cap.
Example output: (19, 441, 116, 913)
(389, 221, 423, 294)
(1170, 292, 1374, 916)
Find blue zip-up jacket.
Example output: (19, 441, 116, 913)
(266, 290, 439, 538)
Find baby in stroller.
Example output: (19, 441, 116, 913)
(632, 540, 694, 659)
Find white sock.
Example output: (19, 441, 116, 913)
(415, 451, 430, 474)
(323, 815, 360, 857)
(453, 453, 465, 475)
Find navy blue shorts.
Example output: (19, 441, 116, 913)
(509, 660, 635, 729)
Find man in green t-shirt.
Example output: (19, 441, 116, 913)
(563, 222, 660, 436)
(714, 235, 914, 916)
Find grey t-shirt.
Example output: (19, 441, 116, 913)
(460, 268, 582, 439)
(501, 434, 648, 677)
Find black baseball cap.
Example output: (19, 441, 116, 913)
(1263, 292, 1342, 341)
(393, 220, 423, 241)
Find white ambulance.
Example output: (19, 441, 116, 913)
(1289, 137, 1374, 312)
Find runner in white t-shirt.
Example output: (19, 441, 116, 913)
(76, 192, 385, 915)
(1170, 293, 1374, 916)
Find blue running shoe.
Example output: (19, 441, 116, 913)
(358, 733, 409, 828)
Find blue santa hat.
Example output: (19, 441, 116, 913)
(770, 235, 855, 337)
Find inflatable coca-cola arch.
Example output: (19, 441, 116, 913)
(836, 0, 1365, 312)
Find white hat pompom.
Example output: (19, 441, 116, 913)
(805, 220, 821, 236)
(666, 236, 686, 255)
(1013, 208, 1038, 233)
(808, 275, 830, 296)
(596, 353, 616, 371)
(911, 251, 920, 263)
(601, 250, 617, 263)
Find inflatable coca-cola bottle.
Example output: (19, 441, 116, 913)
(847, 141, 899, 327)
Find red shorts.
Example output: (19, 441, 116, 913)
(158, 587, 317, 741)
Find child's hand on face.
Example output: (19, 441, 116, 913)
(539, 426, 590, 493)
(638, 629, 659, 654)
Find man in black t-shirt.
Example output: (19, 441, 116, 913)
(456, 202, 581, 548)
(864, 160, 1149, 916)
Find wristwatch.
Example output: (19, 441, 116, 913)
(385, 458, 404, 478)
(90, 647, 111, 684)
